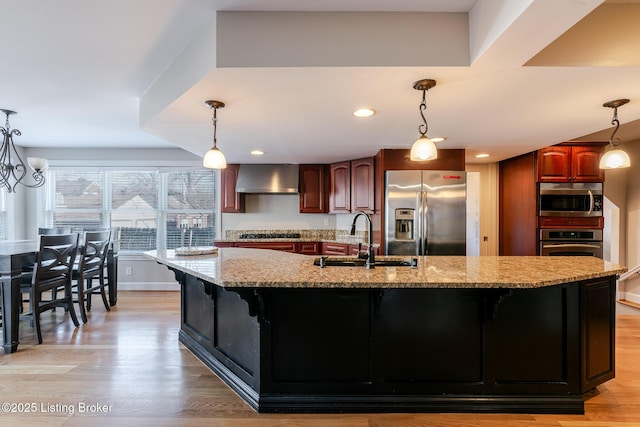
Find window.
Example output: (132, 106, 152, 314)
(43, 167, 216, 252)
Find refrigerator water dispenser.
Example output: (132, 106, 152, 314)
(395, 208, 414, 240)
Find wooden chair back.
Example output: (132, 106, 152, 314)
(33, 233, 79, 290)
(78, 230, 112, 277)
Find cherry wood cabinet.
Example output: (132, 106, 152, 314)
(321, 242, 349, 255)
(329, 161, 351, 213)
(234, 241, 297, 252)
(537, 145, 604, 182)
(499, 152, 538, 256)
(299, 164, 328, 213)
(220, 164, 245, 213)
(329, 157, 375, 214)
(348, 244, 380, 256)
(214, 241, 319, 255)
(296, 242, 320, 255)
(350, 157, 375, 212)
(538, 217, 604, 229)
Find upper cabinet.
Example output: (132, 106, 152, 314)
(220, 164, 246, 213)
(350, 157, 375, 212)
(299, 164, 328, 213)
(329, 161, 352, 213)
(329, 157, 374, 214)
(537, 144, 604, 183)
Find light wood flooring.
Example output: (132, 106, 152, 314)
(1, 291, 640, 427)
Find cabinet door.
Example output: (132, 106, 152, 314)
(297, 242, 320, 255)
(299, 164, 328, 213)
(537, 146, 572, 182)
(329, 161, 351, 213)
(351, 157, 375, 212)
(348, 244, 379, 256)
(235, 242, 297, 252)
(571, 146, 604, 182)
(321, 242, 349, 255)
(220, 164, 245, 213)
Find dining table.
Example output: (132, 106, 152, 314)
(0, 238, 119, 354)
(0, 240, 38, 353)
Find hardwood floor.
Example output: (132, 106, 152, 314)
(1, 291, 640, 426)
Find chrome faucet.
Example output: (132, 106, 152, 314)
(350, 211, 375, 269)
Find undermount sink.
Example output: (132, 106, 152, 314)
(313, 256, 416, 268)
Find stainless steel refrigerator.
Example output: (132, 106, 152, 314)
(385, 170, 466, 256)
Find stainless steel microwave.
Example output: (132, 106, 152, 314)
(539, 182, 603, 217)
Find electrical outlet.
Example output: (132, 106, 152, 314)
(126, 267, 132, 276)
(324, 218, 330, 226)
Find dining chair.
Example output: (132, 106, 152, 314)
(73, 230, 112, 323)
(27, 233, 80, 344)
(38, 227, 72, 235)
(20, 228, 73, 312)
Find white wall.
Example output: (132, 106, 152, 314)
(222, 193, 334, 234)
(617, 139, 640, 303)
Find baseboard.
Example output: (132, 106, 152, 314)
(618, 299, 640, 310)
(117, 281, 179, 291)
(619, 290, 640, 306)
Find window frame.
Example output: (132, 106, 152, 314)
(40, 166, 218, 253)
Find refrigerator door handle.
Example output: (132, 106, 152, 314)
(422, 191, 428, 256)
(416, 192, 422, 256)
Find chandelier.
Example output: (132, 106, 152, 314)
(0, 109, 48, 192)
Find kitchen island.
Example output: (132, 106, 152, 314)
(146, 248, 626, 414)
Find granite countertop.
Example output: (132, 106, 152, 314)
(145, 248, 627, 289)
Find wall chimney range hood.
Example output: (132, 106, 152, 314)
(235, 164, 299, 194)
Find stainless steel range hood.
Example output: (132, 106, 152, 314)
(235, 164, 299, 193)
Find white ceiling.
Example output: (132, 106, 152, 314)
(3, 0, 640, 165)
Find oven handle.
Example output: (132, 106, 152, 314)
(542, 243, 601, 249)
(588, 190, 594, 215)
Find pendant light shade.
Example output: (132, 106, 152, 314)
(410, 135, 438, 161)
(203, 146, 227, 169)
(599, 99, 630, 170)
(599, 148, 630, 169)
(203, 100, 227, 170)
(409, 79, 440, 162)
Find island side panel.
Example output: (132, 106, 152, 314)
(177, 272, 261, 398)
(581, 276, 616, 392)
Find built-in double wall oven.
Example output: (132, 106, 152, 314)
(539, 229, 603, 258)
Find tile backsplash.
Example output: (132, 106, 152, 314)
(224, 229, 367, 243)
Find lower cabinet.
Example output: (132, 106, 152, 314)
(175, 271, 616, 413)
(321, 242, 349, 255)
(214, 241, 377, 256)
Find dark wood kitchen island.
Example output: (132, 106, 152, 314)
(146, 248, 626, 414)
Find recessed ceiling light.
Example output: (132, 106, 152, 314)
(251, 150, 264, 156)
(430, 137, 446, 143)
(353, 108, 376, 118)
(475, 153, 490, 158)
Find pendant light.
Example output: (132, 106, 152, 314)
(203, 100, 227, 169)
(599, 99, 631, 169)
(410, 79, 438, 161)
